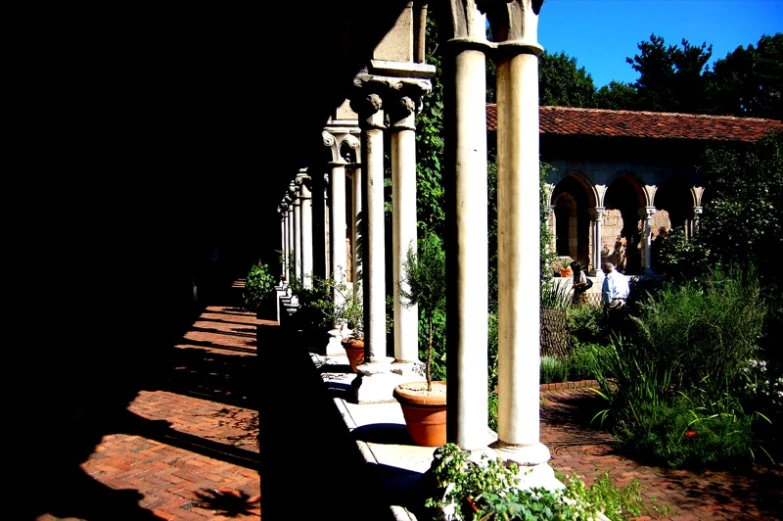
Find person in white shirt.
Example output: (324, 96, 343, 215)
(602, 262, 630, 311)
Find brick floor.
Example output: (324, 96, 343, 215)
(36, 284, 263, 521)
(541, 388, 783, 520)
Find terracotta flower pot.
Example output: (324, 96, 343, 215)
(393, 381, 447, 447)
(341, 338, 365, 373)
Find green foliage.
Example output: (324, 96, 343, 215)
(566, 304, 606, 346)
(540, 163, 557, 285)
(589, 268, 771, 469)
(242, 263, 276, 309)
(425, 443, 602, 521)
(540, 280, 572, 310)
(539, 51, 597, 107)
(697, 129, 783, 291)
(594, 81, 637, 110)
(651, 226, 710, 281)
(627, 34, 714, 113)
(710, 33, 782, 119)
(419, 308, 447, 382)
(540, 356, 569, 384)
(401, 233, 447, 388)
(426, 444, 653, 521)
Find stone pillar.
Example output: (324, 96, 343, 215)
(298, 173, 313, 288)
(351, 91, 395, 403)
(351, 165, 363, 299)
(691, 205, 703, 239)
(389, 93, 421, 370)
(442, 10, 491, 450)
(589, 207, 605, 277)
(278, 204, 288, 284)
(286, 195, 294, 286)
(329, 162, 347, 306)
(639, 206, 656, 274)
(310, 168, 328, 281)
(290, 181, 302, 282)
(487, 0, 559, 489)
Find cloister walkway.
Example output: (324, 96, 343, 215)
(33, 279, 781, 520)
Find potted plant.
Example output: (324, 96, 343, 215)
(558, 257, 573, 278)
(243, 262, 277, 319)
(337, 284, 365, 373)
(393, 233, 448, 447)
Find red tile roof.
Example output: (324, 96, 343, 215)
(485, 104, 782, 142)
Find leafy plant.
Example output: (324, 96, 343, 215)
(425, 443, 650, 520)
(400, 233, 446, 391)
(242, 263, 276, 310)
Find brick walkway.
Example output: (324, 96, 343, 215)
(36, 283, 264, 521)
(541, 388, 783, 520)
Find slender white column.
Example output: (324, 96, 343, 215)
(640, 206, 655, 274)
(490, 2, 552, 474)
(286, 197, 294, 284)
(589, 207, 604, 277)
(291, 183, 302, 282)
(353, 93, 388, 364)
(329, 163, 347, 308)
(390, 95, 420, 366)
(444, 31, 490, 449)
(691, 205, 703, 239)
(299, 175, 313, 288)
(279, 205, 288, 283)
(351, 165, 363, 299)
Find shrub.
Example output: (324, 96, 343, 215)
(242, 263, 276, 310)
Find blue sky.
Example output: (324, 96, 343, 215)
(538, 0, 783, 87)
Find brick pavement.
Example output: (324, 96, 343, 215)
(36, 286, 264, 521)
(541, 388, 783, 521)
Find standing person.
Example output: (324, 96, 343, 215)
(570, 260, 591, 304)
(602, 262, 630, 315)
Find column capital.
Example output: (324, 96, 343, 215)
(388, 95, 420, 131)
(589, 207, 605, 221)
(693, 205, 703, 218)
(349, 91, 385, 131)
(323, 129, 361, 165)
(485, 0, 543, 57)
(638, 206, 656, 219)
(296, 173, 312, 198)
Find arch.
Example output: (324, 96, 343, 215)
(550, 172, 595, 268)
(654, 174, 694, 233)
(603, 173, 646, 274)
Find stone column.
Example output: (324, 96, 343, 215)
(691, 205, 703, 238)
(639, 206, 656, 274)
(389, 93, 421, 370)
(290, 181, 302, 282)
(442, 9, 491, 450)
(487, 0, 559, 489)
(278, 204, 289, 285)
(298, 173, 313, 288)
(351, 91, 395, 402)
(589, 207, 604, 277)
(351, 165, 363, 299)
(285, 194, 294, 287)
(310, 168, 328, 281)
(329, 162, 347, 307)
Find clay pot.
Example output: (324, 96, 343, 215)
(393, 381, 447, 447)
(341, 338, 365, 373)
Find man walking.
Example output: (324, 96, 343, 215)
(602, 262, 630, 314)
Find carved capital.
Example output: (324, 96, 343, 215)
(485, 0, 543, 55)
(388, 95, 420, 131)
(638, 206, 656, 220)
(350, 92, 385, 130)
(590, 207, 605, 222)
(693, 206, 703, 219)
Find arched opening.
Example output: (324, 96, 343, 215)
(604, 175, 645, 274)
(551, 174, 593, 268)
(655, 175, 694, 235)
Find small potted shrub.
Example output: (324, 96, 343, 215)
(336, 281, 365, 372)
(243, 262, 277, 318)
(393, 233, 448, 447)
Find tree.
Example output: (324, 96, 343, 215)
(627, 34, 713, 114)
(539, 51, 597, 107)
(697, 129, 783, 291)
(595, 81, 637, 110)
(709, 33, 782, 120)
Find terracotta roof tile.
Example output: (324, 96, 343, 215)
(485, 104, 782, 142)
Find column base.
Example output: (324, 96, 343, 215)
(588, 269, 604, 279)
(389, 360, 425, 381)
(352, 357, 402, 404)
(489, 441, 563, 490)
